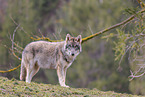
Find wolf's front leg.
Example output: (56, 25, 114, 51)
(57, 66, 69, 87)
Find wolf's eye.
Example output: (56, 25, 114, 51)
(75, 45, 78, 48)
(67, 44, 71, 48)
(66, 44, 71, 49)
(75, 45, 80, 50)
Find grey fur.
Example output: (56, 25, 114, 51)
(20, 34, 82, 87)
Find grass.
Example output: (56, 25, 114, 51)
(0, 76, 142, 97)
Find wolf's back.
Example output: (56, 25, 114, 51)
(22, 41, 64, 56)
(21, 41, 65, 69)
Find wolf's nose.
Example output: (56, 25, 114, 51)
(71, 53, 74, 56)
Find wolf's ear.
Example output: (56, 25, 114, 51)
(66, 34, 71, 42)
(77, 35, 82, 44)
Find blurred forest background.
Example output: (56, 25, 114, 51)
(0, 0, 145, 95)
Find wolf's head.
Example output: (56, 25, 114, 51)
(64, 34, 82, 57)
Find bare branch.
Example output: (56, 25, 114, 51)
(129, 70, 145, 81)
(3, 45, 21, 60)
(57, 27, 62, 40)
(88, 25, 94, 34)
(11, 24, 20, 52)
(52, 33, 58, 40)
(10, 15, 32, 38)
(38, 29, 44, 38)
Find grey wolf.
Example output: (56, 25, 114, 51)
(20, 34, 82, 87)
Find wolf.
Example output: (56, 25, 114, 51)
(20, 34, 82, 87)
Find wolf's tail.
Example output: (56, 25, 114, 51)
(20, 61, 26, 81)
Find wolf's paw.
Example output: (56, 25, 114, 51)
(61, 85, 70, 88)
(64, 85, 70, 88)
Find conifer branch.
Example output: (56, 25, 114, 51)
(82, 9, 145, 43)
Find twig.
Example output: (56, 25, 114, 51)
(9, 15, 32, 38)
(119, 38, 142, 65)
(129, 70, 145, 81)
(58, 27, 62, 40)
(88, 25, 94, 34)
(52, 33, 58, 40)
(11, 24, 20, 52)
(38, 29, 44, 38)
(3, 45, 21, 60)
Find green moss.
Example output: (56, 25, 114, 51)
(0, 77, 141, 97)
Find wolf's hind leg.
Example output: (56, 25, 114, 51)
(20, 61, 26, 81)
(29, 63, 40, 81)
(26, 67, 31, 83)
(26, 62, 39, 83)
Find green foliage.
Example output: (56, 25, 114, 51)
(114, 29, 127, 61)
(124, 7, 139, 15)
(113, 7, 145, 95)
